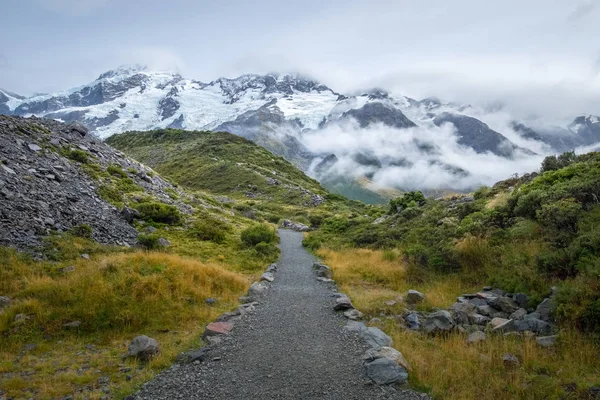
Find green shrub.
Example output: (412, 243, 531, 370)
(98, 185, 123, 206)
(106, 164, 127, 178)
(513, 189, 544, 219)
(62, 148, 89, 164)
(190, 218, 230, 243)
(389, 191, 426, 214)
(254, 241, 279, 258)
(135, 202, 181, 225)
(137, 234, 161, 250)
(536, 198, 581, 233)
(71, 224, 92, 239)
(241, 224, 276, 247)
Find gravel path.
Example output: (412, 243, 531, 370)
(132, 230, 427, 400)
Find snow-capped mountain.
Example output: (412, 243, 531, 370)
(3, 65, 600, 200)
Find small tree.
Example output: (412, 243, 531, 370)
(389, 191, 426, 214)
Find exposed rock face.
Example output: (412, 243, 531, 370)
(0, 115, 191, 252)
(434, 112, 532, 158)
(341, 102, 417, 129)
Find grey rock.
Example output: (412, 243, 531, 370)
(28, 143, 42, 152)
(509, 308, 528, 320)
(503, 353, 520, 368)
(127, 335, 159, 361)
(344, 309, 364, 320)
(205, 298, 216, 305)
(536, 335, 557, 348)
(514, 318, 553, 335)
(68, 122, 89, 136)
(281, 219, 310, 232)
(405, 313, 420, 330)
(334, 294, 354, 311)
(260, 272, 275, 282)
(187, 348, 209, 363)
(121, 207, 141, 223)
(491, 318, 516, 333)
(0, 296, 11, 309)
(489, 296, 519, 314)
(313, 263, 333, 279)
(466, 331, 486, 344)
(360, 327, 393, 348)
(364, 357, 408, 385)
(514, 293, 529, 309)
(405, 289, 425, 304)
(423, 310, 454, 334)
(157, 237, 171, 247)
(536, 298, 555, 321)
(362, 346, 411, 372)
(468, 313, 490, 326)
(266, 263, 277, 273)
(62, 265, 76, 273)
(248, 281, 269, 299)
(343, 321, 368, 333)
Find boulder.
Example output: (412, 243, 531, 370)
(364, 357, 408, 385)
(509, 308, 528, 320)
(0, 296, 12, 309)
(260, 272, 275, 282)
(363, 346, 411, 371)
(514, 293, 529, 309)
(449, 302, 476, 325)
(186, 348, 209, 363)
(476, 305, 495, 317)
(536, 298, 555, 322)
(157, 237, 171, 248)
(423, 310, 454, 334)
(61, 265, 76, 273)
(466, 331, 486, 344)
(334, 294, 354, 311)
(536, 335, 557, 348)
(503, 353, 520, 368)
(405, 290, 425, 305)
(468, 313, 490, 326)
(281, 219, 310, 232)
(360, 327, 393, 348)
(127, 335, 159, 361)
(343, 321, 368, 333)
(489, 296, 519, 314)
(266, 263, 277, 273)
(248, 281, 269, 299)
(405, 313, 420, 330)
(490, 318, 515, 333)
(313, 263, 333, 279)
(514, 318, 553, 335)
(316, 277, 334, 283)
(202, 322, 233, 339)
(68, 122, 89, 136)
(344, 309, 364, 320)
(28, 143, 42, 152)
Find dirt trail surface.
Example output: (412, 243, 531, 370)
(132, 230, 427, 399)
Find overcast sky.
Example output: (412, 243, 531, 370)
(1, 0, 599, 120)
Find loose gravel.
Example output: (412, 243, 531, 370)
(131, 229, 428, 399)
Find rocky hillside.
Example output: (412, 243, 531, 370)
(0, 115, 197, 252)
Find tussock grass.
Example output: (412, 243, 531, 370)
(319, 248, 600, 399)
(0, 248, 249, 399)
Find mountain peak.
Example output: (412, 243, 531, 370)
(97, 64, 149, 81)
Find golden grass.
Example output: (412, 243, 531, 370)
(318, 248, 600, 400)
(0, 250, 250, 399)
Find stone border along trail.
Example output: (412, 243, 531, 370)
(131, 230, 428, 400)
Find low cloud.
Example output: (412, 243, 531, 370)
(567, 0, 599, 22)
(301, 119, 545, 192)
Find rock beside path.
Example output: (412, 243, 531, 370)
(364, 358, 409, 385)
(127, 335, 159, 361)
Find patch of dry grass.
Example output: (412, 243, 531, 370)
(0, 250, 250, 399)
(318, 248, 600, 399)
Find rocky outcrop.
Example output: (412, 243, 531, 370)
(0, 115, 193, 253)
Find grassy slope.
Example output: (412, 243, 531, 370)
(106, 129, 325, 203)
(306, 152, 600, 399)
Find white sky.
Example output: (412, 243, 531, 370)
(1, 0, 599, 119)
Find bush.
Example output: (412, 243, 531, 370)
(106, 164, 127, 178)
(191, 218, 230, 243)
(241, 224, 276, 247)
(513, 189, 544, 219)
(135, 202, 181, 224)
(62, 148, 89, 164)
(254, 241, 279, 258)
(536, 198, 581, 233)
(137, 234, 161, 250)
(98, 184, 123, 206)
(389, 191, 426, 214)
(71, 224, 92, 239)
